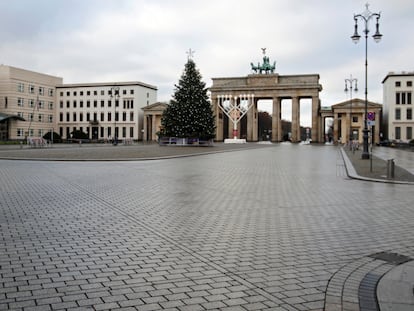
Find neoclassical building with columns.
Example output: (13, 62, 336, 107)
(209, 73, 322, 142)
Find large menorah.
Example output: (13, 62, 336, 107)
(217, 94, 254, 140)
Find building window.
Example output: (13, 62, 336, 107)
(87, 91, 91, 96)
(408, 92, 412, 105)
(100, 112, 104, 122)
(395, 127, 401, 140)
(73, 100, 77, 108)
(100, 127, 104, 138)
(73, 112, 77, 122)
(80, 91, 84, 96)
(101, 100, 104, 108)
(407, 81, 412, 87)
(407, 127, 413, 140)
(396, 93, 400, 105)
(17, 98, 24, 107)
(108, 112, 111, 121)
(66, 91, 70, 96)
(66, 112, 70, 122)
(94, 90, 97, 96)
(93, 100, 97, 108)
(101, 90, 104, 95)
(115, 112, 119, 122)
(107, 127, 112, 137)
(108, 100, 112, 107)
(59, 127, 63, 137)
(60, 101, 63, 108)
(17, 83, 24, 92)
(395, 108, 401, 120)
(123, 89, 127, 95)
(73, 91, 77, 96)
(130, 127, 134, 138)
(79, 113, 83, 122)
(17, 128, 24, 137)
(122, 127, 126, 138)
(66, 101, 70, 108)
(39, 87, 44, 95)
(48, 115, 53, 123)
(123, 112, 127, 121)
(38, 101, 44, 109)
(28, 99, 35, 108)
(80, 101, 83, 108)
(38, 129, 44, 137)
(29, 85, 35, 94)
(86, 113, 90, 122)
(115, 100, 119, 107)
(38, 114, 43, 122)
(395, 81, 401, 87)
(130, 89, 134, 95)
(130, 112, 134, 121)
(407, 108, 412, 120)
(352, 116, 358, 123)
(48, 102, 53, 110)
(60, 91, 63, 96)
(93, 112, 97, 122)
(59, 113, 63, 122)
(28, 113, 34, 121)
(48, 89, 54, 96)
(87, 100, 90, 108)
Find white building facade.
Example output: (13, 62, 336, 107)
(382, 72, 413, 142)
(56, 82, 157, 141)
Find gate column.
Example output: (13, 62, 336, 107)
(291, 97, 300, 142)
(311, 96, 320, 142)
(272, 97, 281, 142)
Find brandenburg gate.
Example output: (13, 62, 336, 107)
(209, 50, 323, 142)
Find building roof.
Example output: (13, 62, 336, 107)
(331, 98, 382, 109)
(382, 71, 414, 83)
(56, 81, 157, 90)
(141, 102, 168, 111)
(0, 112, 25, 123)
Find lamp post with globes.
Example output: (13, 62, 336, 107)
(344, 75, 358, 149)
(351, 3, 382, 159)
(110, 86, 120, 145)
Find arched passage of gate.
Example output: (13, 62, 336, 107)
(210, 74, 323, 142)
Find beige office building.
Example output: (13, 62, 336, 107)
(0, 65, 62, 140)
(0, 65, 158, 141)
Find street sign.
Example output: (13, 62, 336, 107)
(367, 112, 375, 121)
(367, 120, 376, 126)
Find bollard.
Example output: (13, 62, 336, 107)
(387, 159, 395, 179)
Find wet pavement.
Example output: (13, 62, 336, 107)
(0, 143, 413, 310)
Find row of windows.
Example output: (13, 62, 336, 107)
(17, 83, 54, 96)
(59, 99, 134, 109)
(395, 92, 412, 105)
(16, 112, 53, 123)
(17, 128, 48, 137)
(394, 127, 413, 140)
(59, 112, 134, 123)
(59, 89, 138, 97)
(395, 81, 413, 87)
(60, 126, 135, 139)
(395, 108, 412, 120)
(16, 98, 54, 109)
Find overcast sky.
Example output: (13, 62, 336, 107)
(1, 0, 413, 125)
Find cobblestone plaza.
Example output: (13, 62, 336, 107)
(1, 144, 413, 310)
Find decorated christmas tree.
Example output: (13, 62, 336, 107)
(160, 55, 215, 140)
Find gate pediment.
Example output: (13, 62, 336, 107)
(247, 74, 279, 86)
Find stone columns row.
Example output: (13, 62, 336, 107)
(271, 96, 318, 142)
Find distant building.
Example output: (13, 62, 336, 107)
(321, 99, 382, 145)
(0, 64, 158, 141)
(56, 82, 157, 141)
(0, 65, 62, 140)
(382, 72, 413, 142)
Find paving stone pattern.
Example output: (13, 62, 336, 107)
(1, 144, 413, 310)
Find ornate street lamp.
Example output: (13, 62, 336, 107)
(110, 86, 120, 145)
(344, 75, 358, 148)
(351, 3, 382, 159)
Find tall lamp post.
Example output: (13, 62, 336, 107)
(110, 86, 120, 145)
(351, 3, 382, 159)
(344, 75, 358, 147)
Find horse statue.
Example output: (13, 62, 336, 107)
(250, 52, 276, 74)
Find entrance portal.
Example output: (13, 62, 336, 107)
(210, 50, 323, 142)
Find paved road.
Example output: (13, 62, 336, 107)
(0, 144, 413, 310)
